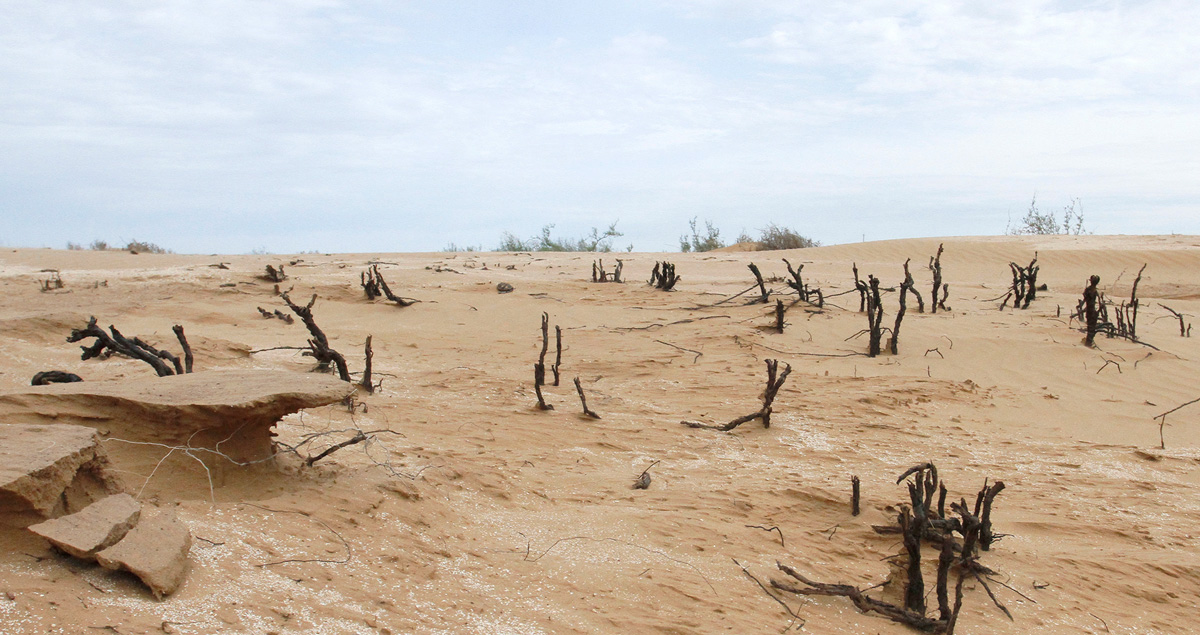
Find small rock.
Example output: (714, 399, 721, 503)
(496, 282, 514, 294)
(96, 508, 192, 599)
(27, 494, 141, 560)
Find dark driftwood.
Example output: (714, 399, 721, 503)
(1083, 275, 1101, 347)
(574, 377, 601, 419)
(172, 325, 193, 373)
(1158, 304, 1191, 337)
(900, 508, 925, 614)
(682, 359, 791, 431)
(853, 263, 868, 312)
(772, 563, 954, 633)
(281, 292, 351, 382)
(359, 335, 375, 393)
(1116, 264, 1147, 341)
(67, 317, 180, 377)
(649, 261, 680, 290)
(929, 244, 945, 313)
(362, 265, 416, 306)
(783, 258, 821, 306)
(904, 258, 925, 313)
(31, 371, 83, 386)
(851, 475, 861, 516)
(866, 275, 885, 357)
(976, 481, 1006, 551)
(257, 307, 295, 323)
(262, 264, 287, 283)
(775, 299, 786, 334)
(306, 430, 367, 466)
(1004, 254, 1039, 310)
(748, 263, 771, 303)
(891, 263, 911, 355)
(552, 326, 562, 386)
(1154, 396, 1200, 449)
(534, 312, 553, 410)
(592, 259, 623, 283)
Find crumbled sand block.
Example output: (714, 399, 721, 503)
(27, 493, 141, 559)
(0, 423, 124, 521)
(97, 507, 192, 599)
(0, 370, 352, 464)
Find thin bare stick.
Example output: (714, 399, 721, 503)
(574, 377, 601, 419)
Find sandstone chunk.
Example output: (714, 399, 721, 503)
(27, 493, 141, 559)
(96, 507, 192, 599)
(0, 423, 124, 523)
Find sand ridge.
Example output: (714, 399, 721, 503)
(0, 235, 1198, 633)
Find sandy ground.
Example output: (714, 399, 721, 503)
(1, 234, 1198, 634)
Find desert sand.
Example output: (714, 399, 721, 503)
(1, 234, 1198, 634)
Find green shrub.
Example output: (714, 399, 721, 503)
(497, 222, 624, 252)
(755, 223, 820, 250)
(1008, 196, 1087, 235)
(124, 239, 171, 254)
(679, 217, 725, 252)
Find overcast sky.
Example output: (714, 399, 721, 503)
(3, 1, 1198, 254)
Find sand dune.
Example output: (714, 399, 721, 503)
(1, 235, 1198, 634)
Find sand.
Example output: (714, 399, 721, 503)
(0, 235, 1198, 634)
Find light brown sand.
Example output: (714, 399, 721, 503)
(1, 235, 1198, 634)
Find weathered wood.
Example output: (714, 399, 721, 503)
(31, 371, 83, 385)
(748, 263, 771, 303)
(681, 359, 791, 431)
(281, 292, 351, 382)
(574, 377, 600, 419)
(1083, 275, 1101, 346)
(172, 325, 193, 373)
(929, 243, 944, 314)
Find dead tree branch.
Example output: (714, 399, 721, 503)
(748, 263, 771, 303)
(281, 292, 350, 382)
(574, 377, 601, 419)
(649, 261, 680, 290)
(929, 243, 945, 313)
(682, 359, 791, 431)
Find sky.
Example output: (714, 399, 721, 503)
(2, 0, 1198, 254)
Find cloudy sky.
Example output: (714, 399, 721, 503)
(3, 1, 1198, 253)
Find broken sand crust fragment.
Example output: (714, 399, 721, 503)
(96, 506, 193, 599)
(0, 423, 125, 524)
(27, 492, 140, 559)
(0, 371, 353, 497)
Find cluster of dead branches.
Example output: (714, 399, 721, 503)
(1158, 304, 1192, 337)
(771, 464, 1008, 633)
(649, 261, 680, 290)
(533, 312, 560, 410)
(592, 259, 623, 283)
(682, 359, 791, 431)
(257, 306, 295, 323)
(1001, 254, 1040, 310)
(783, 258, 823, 307)
(361, 264, 416, 306)
(260, 264, 287, 283)
(39, 270, 64, 292)
(281, 292, 351, 382)
(67, 317, 194, 376)
(1076, 265, 1150, 346)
